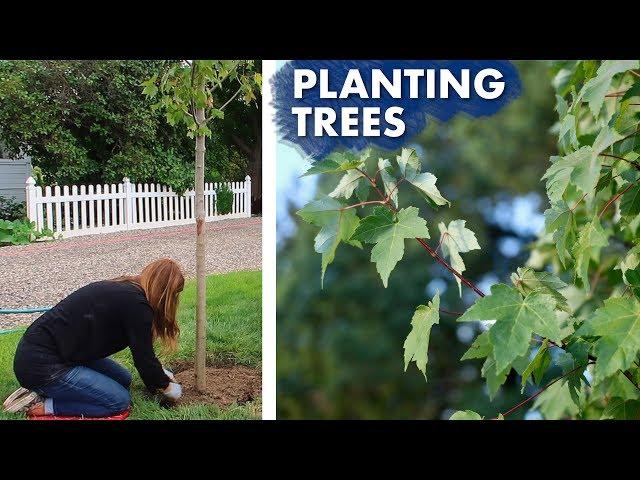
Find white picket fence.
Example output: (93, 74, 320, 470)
(25, 176, 251, 238)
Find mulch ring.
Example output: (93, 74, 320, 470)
(172, 362, 261, 407)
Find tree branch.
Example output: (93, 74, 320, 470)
(599, 181, 637, 218)
(340, 200, 387, 211)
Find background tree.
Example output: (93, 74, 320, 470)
(144, 60, 260, 390)
(218, 61, 262, 213)
(0, 60, 259, 195)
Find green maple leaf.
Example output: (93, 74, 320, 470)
(481, 353, 510, 399)
(460, 331, 506, 399)
(543, 151, 586, 202)
(511, 267, 570, 312)
(579, 60, 640, 118)
(592, 371, 640, 402)
(329, 169, 366, 200)
(617, 244, 640, 285)
(558, 113, 579, 152)
(403, 292, 440, 380)
(556, 338, 591, 405)
(351, 206, 429, 287)
(544, 201, 576, 267)
(438, 220, 481, 296)
(543, 126, 622, 203)
(301, 151, 364, 176)
(533, 380, 581, 419)
(378, 158, 399, 207)
(621, 183, 640, 216)
(600, 398, 640, 420)
(572, 216, 608, 291)
(461, 330, 491, 360)
(396, 148, 449, 208)
(595, 167, 613, 193)
(449, 410, 483, 420)
(520, 340, 551, 391)
(297, 197, 361, 286)
(458, 284, 563, 373)
(396, 147, 421, 176)
(575, 297, 640, 384)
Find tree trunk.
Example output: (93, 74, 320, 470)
(195, 107, 207, 392)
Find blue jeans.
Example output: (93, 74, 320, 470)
(35, 358, 132, 417)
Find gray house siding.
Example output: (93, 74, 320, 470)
(0, 158, 32, 203)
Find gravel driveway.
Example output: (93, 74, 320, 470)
(0, 217, 261, 329)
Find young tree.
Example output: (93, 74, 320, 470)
(143, 60, 260, 391)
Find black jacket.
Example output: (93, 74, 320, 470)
(14, 280, 171, 391)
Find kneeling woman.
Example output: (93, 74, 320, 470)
(7, 258, 184, 417)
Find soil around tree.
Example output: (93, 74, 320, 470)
(174, 364, 261, 407)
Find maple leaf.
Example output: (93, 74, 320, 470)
(458, 284, 563, 373)
(403, 292, 440, 380)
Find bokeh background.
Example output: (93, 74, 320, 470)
(276, 61, 556, 419)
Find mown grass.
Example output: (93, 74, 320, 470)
(0, 270, 262, 420)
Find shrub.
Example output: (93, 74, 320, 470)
(0, 219, 54, 246)
(216, 183, 234, 215)
(0, 196, 26, 221)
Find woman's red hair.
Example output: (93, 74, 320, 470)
(114, 258, 184, 351)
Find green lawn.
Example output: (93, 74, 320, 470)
(0, 270, 262, 420)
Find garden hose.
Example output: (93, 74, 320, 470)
(0, 307, 51, 335)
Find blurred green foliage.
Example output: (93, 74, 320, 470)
(277, 61, 558, 419)
(0, 60, 253, 191)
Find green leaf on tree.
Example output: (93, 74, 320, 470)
(481, 353, 510, 400)
(352, 206, 430, 287)
(461, 330, 491, 360)
(511, 267, 570, 312)
(575, 297, 640, 384)
(579, 60, 640, 118)
(600, 397, 640, 420)
(544, 201, 576, 267)
(403, 292, 440, 380)
(458, 284, 563, 373)
(302, 151, 364, 176)
(297, 197, 361, 286)
(449, 410, 483, 420)
(532, 380, 581, 419)
(520, 340, 551, 391)
(438, 220, 481, 296)
(397, 148, 449, 208)
(378, 158, 399, 207)
(572, 216, 608, 291)
(621, 184, 640, 216)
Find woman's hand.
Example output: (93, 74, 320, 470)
(162, 366, 176, 382)
(162, 382, 182, 402)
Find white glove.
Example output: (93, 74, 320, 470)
(163, 382, 182, 401)
(162, 366, 176, 382)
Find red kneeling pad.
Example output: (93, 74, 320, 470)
(28, 407, 131, 420)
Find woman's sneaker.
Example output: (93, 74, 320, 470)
(2, 387, 41, 413)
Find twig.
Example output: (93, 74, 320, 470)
(439, 308, 464, 316)
(356, 167, 388, 206)
(600, 152, 640, 170)
(340, 200, 387, 211)
(570, 192, 589, 212)
(415, 238, 486, 297)
(599, 181, 637, 218)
